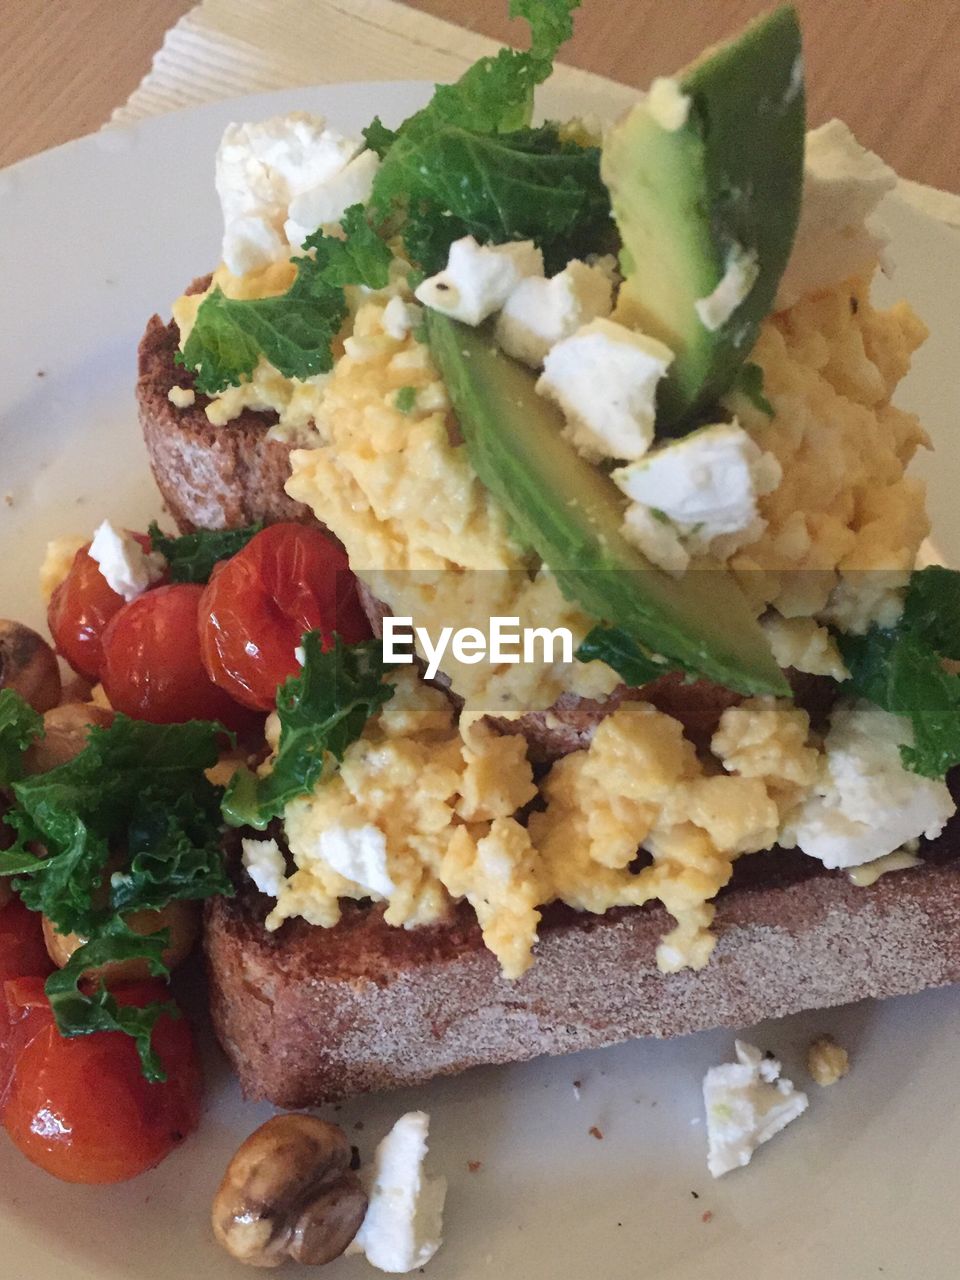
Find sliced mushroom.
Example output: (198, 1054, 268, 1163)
(23, 702, 114, 775)
(43, 899, 200, 980)
(0, 620, 61, 713)
(212, 1114, 368, 1268)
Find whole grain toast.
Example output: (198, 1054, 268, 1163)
(206, 811, 960, 1107)
(136, 277, 315, 533)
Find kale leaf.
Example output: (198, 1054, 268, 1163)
(575, 625, 676, 688)
(44, 921, 176, 1083)
(0, 689, 43, 788)
(180, 205, 391, 395)
(838, 567, 960, 778)
(0, 715, 228, 1077)
(148, 521, 262, 584)
(222, 633, 394, 830)
(376, 125, 612, 275)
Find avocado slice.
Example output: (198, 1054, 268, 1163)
(601, 6, 805, 428)
(427, 312, 788, 696)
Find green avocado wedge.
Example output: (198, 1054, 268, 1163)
(602, 5, 805, 429)
(427, 313, 788, 696)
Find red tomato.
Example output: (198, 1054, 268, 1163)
(100, 583, 253, 729)
(2, 980, 202, 1184)
(0, 897, 54, 982)
(199, 523, 371, 711)
(0, 976, 51, 1111)
(48, 535, 156, 680)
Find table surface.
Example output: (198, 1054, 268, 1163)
(2, 0, 958, 191)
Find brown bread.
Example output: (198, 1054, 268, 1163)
(205, 821, 960, 1107)
(136, 278, 314, 533)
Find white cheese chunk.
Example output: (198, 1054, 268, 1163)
(382, 296, 422, 341)
(215, 112, 367, 274)
(494, 259, 614, 367)
(645, 76, 691, 132)
(241, 837, 287, 898)
(352, 1112, 447, 1273)
(316, 823, 395, 897)
(414, 236, 544, 326)
(285, 148, 381, 247)
(537, 318, 673, 462)
(621, 506, 690, 575)
(777, 120, 897, 309)
(703, 1040, 808, 1178)
(787, 701, 955, 869)
(695, 245, 760, 331)
(88, 520, 165, 603)
(613, 422, 782, 569)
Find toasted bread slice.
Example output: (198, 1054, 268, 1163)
(206, 822, 960, 1107)
(136, 277, 314, 533)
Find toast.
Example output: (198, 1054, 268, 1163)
(136, 278, 314, 533)
(205, 815, 960, 1107)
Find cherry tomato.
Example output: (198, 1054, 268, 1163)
(2, 980, 202, 1184)
(0, 897, 54, 982)
(199, 523, 372, 711)
(48, 534, 156, 680)
(100, 583, 253, 730)
(0, 976, 51, 1111)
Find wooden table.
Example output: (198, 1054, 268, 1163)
(3, 0, 958, 191)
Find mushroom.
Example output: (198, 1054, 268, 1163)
(0, 620, 61, 713)
(212, 1114, 368, 1268)
(24, 702, 114, 774)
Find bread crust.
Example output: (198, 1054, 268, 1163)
(136, 277, 314, 533)
(206, 825, 960, 1107)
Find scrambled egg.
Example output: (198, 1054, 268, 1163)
(268, 673, 819, 976)
(726, 277, 929, 630)
(171, 258, 931, 975)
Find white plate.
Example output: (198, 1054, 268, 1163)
(2, 82, 960, 1280)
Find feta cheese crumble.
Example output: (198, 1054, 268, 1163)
(88, 520, 165, 603)
(317, 823, 395, 898)
(695, 245, 760, 331)
(777, 119, 897, 310)
(414, 236, 544, 325)
(703, 1040, 808, 1177)
(536, 318, 673, 462)
(214, 112, 371, 275)
(646, 76, 691, 132)
(613, 422, 782, 572)
(351, 1112, 447, 1273)
(494, 258, 614, 366)
(241, 837, 287, 898)
(787, 701, 955, 869)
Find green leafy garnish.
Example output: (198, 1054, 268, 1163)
(1, 716, 229, 1077)
(302, 204, 393, 288)
(395, 386, 417, 414)
(366, 1, 605, 273)
(44, 922, 175, 1083)
(373, 125, 612, 275)
(576, 625, 675, 688)
(838, 567, 960, 778)
(180, 205, 391, 395)
(0, 688, 43, 788)
(148, 520, 262, 584)
(731, 362, 774, 417)
(222, 633, 394, 829)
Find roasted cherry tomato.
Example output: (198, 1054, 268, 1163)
(2, 979, 202, 1184)
(48, 535, 156, 680)
(0, 896, 54, 983)
(100, 583, 252, 729)
(199, 523, 371, 711)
